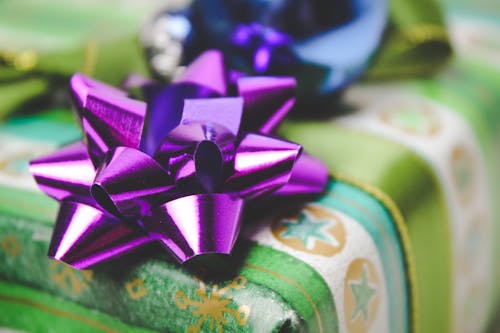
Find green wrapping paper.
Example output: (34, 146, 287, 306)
(365, 0, 452, 79)
(0, 0, 165, 119)
(0, 13, 499, 333)
(0, 282, 155, 333)
(0, 77, 50, 120)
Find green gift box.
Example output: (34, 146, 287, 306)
(281, 13, 500, 333)
(0, 13, 499, 333)
(0, 110, 409, 332)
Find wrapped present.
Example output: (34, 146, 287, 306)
(280, 15, 500, 333)
(0, 13, 499, 333)
(0, 115, 409, 332)
(0, 180, 409, 332)
(0, 59, 407, 332)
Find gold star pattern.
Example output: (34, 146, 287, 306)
(125, 278, 148, 300)
(175, 276, 250, 333)
(49, 261, 93, 296)
(344, 258, 381, 333)
(1, 235, 21, 257)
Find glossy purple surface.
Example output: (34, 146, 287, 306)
(165, 0, 388, 99)
(30, 50, 328, 269)
(70, 73, 147, 167)
(30, 142, 95, 204)
(48, 201, 151, 270)
(144, 194, 243, 262)
(231, 23, 294, 74)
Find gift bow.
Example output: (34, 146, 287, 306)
(175, 0, 387, 97)
(30, 50, 328, 269)
(231, 23, 295, 74)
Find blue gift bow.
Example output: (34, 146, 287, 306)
(157, 0, 387, 96)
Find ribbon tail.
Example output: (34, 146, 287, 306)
(48, 201, 151, 270)
(143, 194, 243, 263)
(29, 141, 95, 203)
(226, 133, 301, 198)
(237, 76, 296, 134)
(271, 152, 328, 197)
(69, 73, 147, 166)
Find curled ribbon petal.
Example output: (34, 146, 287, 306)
(272, 153, 328, 197)
(70, 73, 128, 110)
(226, 133, 302, 198)
(144, 194, 243, 262)
(31, 50, 328, 269)
(92, 147, 174, 218)
(29, 141, 95, 204)
(155, 122, 236, 176)
(174, 49, 228, 95)
(49, 201, 151, 270)
(237, 76, 296, 134)
(70, 73, 147, 166)
(182, 98, 244, 136)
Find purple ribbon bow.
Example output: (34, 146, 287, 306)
(231, 23, 295, 74)
(30, 50, 328, 269)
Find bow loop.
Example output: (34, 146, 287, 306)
(142, 84, 221, 155)
(154, 97, 241, 189)
(174, 50, 228, 95)
(194, 140, 225, 193)
(29, 141, 96, 204)
(182, 97, 244, 136)
(49, 200, 151, 270)
(70, 73, 147, 167)
(226, 133, 302, 198)
(92, 147, 174, 219)
(143, 193, 243, 262)
(272, 153, 329, 197)
(237, 76, 296, 134)
(155, 123, 236, 187)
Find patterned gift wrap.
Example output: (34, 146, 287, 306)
(0, 111, 409, 333)
(281, 15, 500, 333)
(0, 15, 499, 333)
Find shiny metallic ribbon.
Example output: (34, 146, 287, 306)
(230, 23, 295, 74)
(30, 50, 328, 269)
